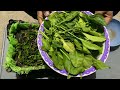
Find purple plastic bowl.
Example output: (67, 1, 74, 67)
(37, 11, 110, 77)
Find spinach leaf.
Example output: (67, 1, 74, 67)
(83, 32, 106, 42)
(51, 51, 64, 70)
(83, 55, 93, 69)
(61, 39, 75, 53)
(41, 38, 51, 51)
(74, 18, 91, 32)
(89, 30, 102, 36)
(69, 51, 84, 68)
(62, 50, 84, 76)
(44, 20, 51, 29)
(59, 11, 79, 24)
(82, 46, 91, 54)
(74, 39, 82, 51)
(93, 59, 110, 70)
(80, 38, 102, 51)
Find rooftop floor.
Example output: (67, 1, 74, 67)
(0, 11, 120, 79)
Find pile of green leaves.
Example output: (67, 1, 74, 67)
(4, 20, 46, 74)
(40, 11, 110, 78)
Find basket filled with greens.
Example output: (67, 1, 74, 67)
(37, 11, 110, 79)
(4, 19, 46, 75)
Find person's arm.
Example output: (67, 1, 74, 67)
(90, 11, 119, 24)
(37, 11, 43, 25)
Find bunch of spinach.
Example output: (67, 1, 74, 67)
(40, 11, 110, 79)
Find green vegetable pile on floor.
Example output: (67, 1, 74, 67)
(40, 11, 110, 79)
(4, 20, 46, 74)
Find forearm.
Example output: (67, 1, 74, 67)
(37, 11, 43, 25)
(90, 11, 119, 16)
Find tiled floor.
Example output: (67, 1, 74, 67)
(1, 11, 120, 79)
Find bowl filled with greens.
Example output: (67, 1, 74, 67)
(37, 11, 110, 79)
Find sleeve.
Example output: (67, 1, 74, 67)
(25, 11, 37, 19)
(113, 11, 119, 16)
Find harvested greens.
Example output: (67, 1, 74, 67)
(4, 20, 46, 74)
(40, 11, 110, 78)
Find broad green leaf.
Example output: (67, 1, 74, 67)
(82, 46, 91, 54)
(62, 51, 84, 75)
(75, 18, 90, 32)
(74, 39, 82, 51)
(89, 30, 102, 36)
(83, 32, 106, 42)
(70, 66, 85, 75)
(93, 59, 110, 70)
(59, 11, 79, 24)
(44, 20, 51, 29)
(80, 38, 101, 50)
(41, 38, 51, 51)
(61, 39, 75, 53)
(63, 53, 71, 73)
(69, 51, 84, 68)
(55, 52, 64, 70)
(83, 55, 93, 69)
(48, 12, 60, 26)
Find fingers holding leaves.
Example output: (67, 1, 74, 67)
(95, 11, 113, 24)
(37, 11, 53, 25)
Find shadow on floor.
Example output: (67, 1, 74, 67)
(110, 45, 120, 52)
(16, 69, 96, 79)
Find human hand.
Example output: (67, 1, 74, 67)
(37, 11, 52, 25)
(95, 11, 113, 24)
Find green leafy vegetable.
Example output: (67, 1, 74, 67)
(40, 11, 109, 79)
(4, 21, 46, 74)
